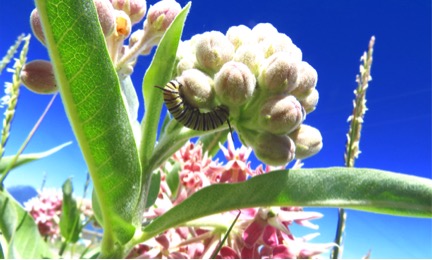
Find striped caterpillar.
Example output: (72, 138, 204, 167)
(156, 80, 232, 132)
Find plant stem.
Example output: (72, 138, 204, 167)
(58, 239, 68, 256)
(331, 36, 375, 259)
(0, 92, 57, 185)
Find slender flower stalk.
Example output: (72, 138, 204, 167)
(0, 34, 25, 75)
(331, 36, 376, 259)
(345, 36, 376, 168)
(0, 93, 58, 185)
(0, 35, 30, 163)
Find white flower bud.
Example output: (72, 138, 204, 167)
(94, 0, 116, 37)
(259, 33, 295, 59)
(178, 69, 215, 109)
(177, 40, 196, 59)
(233, 44, 264, 76)
(252, 23, 278, 43)
(253, 132, 295, 166)
(259, 95, 304, 135)
(110, 0, 147, 25)
(128, 29, 151, 55)
(299, 88, 319, 114)
(195, 31, 235, 73)
(290, 61, 318, 99)
(226, 25, 254, 49)
(176, 58, 195, 76)
(144, 0, 181, 33)
(258, 52, 300, 94)
(214, 61, 256, 107)
(21, 60, 57, 94)
(289, 124, 323, 159)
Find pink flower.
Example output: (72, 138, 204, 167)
(24, 188, 62, 238)
(141, 140, 334, 259)
(219, 134, 253, 183)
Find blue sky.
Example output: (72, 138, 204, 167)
(1, 0, 431, 258)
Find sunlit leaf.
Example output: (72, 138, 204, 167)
(142, 167, 432, 239)
(145, 171, 161, 209)
(0, 142, 71, 172)
(34, 0, 142, 254)
(0, 190, 56, 258)
(139, 2, 191, 174)
(60, 178, 82, 243)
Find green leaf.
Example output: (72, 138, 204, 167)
(166, 161, 181, 199)
(145, 171, 161, 209)
(0, 142, 71, 172)
(198, 130, 229, 157)
(60, 178, 82, 244)
(139, 2, 191, 176)
(34, 0, 142, 254)
(142, 167, 432, 238)
(0, 190, 56, 258)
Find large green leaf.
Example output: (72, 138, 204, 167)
(0, 190, 55, 258)
(0, 142, 71, 172)
(34, 0, 142, 254)
(139, 2, 191, 174)
(59, 178, 82, 244)
(141, 167, 432, 239)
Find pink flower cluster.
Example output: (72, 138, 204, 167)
(24, 188, 93, 240)
(132, 136, 335, 258)
(24, 188, 63, 238)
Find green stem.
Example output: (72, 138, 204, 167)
(58, 239, 68, 256)
(331, 36, 375, 259)
(0, 93, 57, 185)
(331, 208, 347, 259)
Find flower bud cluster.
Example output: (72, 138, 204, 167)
(25, 0, 182, 93)
(174, 23, 322, 166)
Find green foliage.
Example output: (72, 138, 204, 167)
(60, 178, 82, 244)
(166, 161, 181, 199)
(0, 142, 71, 173)
(34, 0, 142, 255)
(141, 167, 432, 240)
(0, 190, 56, 258)
(145, 171, 161, 209)
(139, 2, 191, 175)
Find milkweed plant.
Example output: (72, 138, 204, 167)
(0, 0, 431, 259)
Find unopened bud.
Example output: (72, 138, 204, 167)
(21, 60, 57, 94)
(260, 33, 297, 59)
(178, 69, 215, 109)
(114, 10, 132, 37)
(95, 0, 116, 37)
(252, 23, 278, 43)
(110, 0, 147, 24)
(214, 61, 256, 107)
(259, 52, 299, 94)
(290, 61, 318, 99)
(195, 31, 235, 73)
(253, 132, 295, 166)
(145, 0, 181, 33)
(259, 95, 304, 135)
(233, 44, 264, 76)
(176, 58, 195, 76)
(289, 124, 323, 159)
(299, 88, 319, 114)
(226, 25, 254, 49)
(129, 29, 143, 47)
(30, 9, 45, 45)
